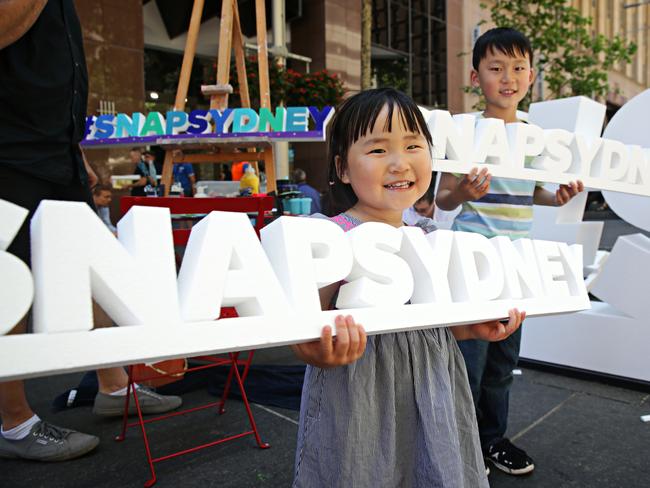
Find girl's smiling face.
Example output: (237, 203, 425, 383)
(339, 105, 432, 226)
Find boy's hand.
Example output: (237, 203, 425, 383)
(291, 315, 367, 368)
(466, 308, 526, 342)
(555, 180, 584, 206)
(457, 167, 491, 202)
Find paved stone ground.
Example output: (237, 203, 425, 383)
(2, 347, 649, 488)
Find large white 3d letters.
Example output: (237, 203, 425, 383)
(522, 89, 650, 382)
(398, 227, 453, 304)
(336, 222, 414, 308)
(422, 97, 650, 196)
(31, 201, 180, 333)
(260, 216, 352, 313)
(0, 202, 590, 381)
(449, 231, 505, 302)
(177, 211, 291, 321)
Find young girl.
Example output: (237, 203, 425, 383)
(291, 88, 525, 488)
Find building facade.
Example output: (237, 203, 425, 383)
(74, 0, 649, 194)
(448, 0, 650, 114)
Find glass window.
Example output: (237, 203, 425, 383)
(371, 0, 447, 107)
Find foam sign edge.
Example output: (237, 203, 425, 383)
(0, 294, 590, 382)
(431, 159, 650, 197)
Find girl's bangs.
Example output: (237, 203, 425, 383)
(342, 91, 432, 149)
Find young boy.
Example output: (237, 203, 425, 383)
(436, 27, 584, 476)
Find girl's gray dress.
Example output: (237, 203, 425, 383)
(293, 213, 488, 488)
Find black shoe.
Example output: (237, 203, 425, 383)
(484, 438, 535, 475)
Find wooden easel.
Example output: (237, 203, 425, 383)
(159, 0, 277, 195)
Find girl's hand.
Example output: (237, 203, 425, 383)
(457, 167, 491, 202)
(291, 315, 367, 368)
(555, 180, 584, 206)
(467, 308, 526, 342)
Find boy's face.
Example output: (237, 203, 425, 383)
(471, 47, 534, 116)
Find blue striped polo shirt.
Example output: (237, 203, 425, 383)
(451, 115, 544, 240)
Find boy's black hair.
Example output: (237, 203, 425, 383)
(324, 88, 433, 216)
(472, 27, 533, 70)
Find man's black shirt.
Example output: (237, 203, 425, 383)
(0, 0, 89, 184)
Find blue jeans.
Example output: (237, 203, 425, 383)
(457, 325, 522, 450)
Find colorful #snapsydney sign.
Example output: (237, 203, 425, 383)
(81, 106, 335, 147)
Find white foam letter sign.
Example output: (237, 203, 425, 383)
(448, 232, 505, 301)
(177, 211, 290, 321)
(336, 222, 414, 308)
(398, 227, 453, 304)
(31, 201, 180, 333)
(261, 216, 353, 313)
(491, 236, 544, 299)
(532, 240, 572, 298)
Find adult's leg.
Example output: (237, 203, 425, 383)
(0, 317, 34, 430)
(0, 164, 98, 461)
(0, 166, 52, 429)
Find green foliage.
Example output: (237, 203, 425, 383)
(469, 0, 637, 109)
(373, 58, 409, 93)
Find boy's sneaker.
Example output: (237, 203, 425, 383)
(92, 387, 182, 417)
(484, 438, 535, 475)
(0, 421, 99, 462)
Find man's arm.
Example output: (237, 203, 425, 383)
(128, 177, 147, 190)
(188, 172, 197, 196)
(0, 0, 48, 50)
(80, 147, 99, 188)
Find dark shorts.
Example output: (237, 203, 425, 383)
(0, 164, 93, 267)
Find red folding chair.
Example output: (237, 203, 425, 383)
(115, 196, 274, 487)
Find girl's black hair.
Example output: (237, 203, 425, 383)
(472, 27, 533, 70)
(324, 88, 433, 216)
(416, 171, 437, 205)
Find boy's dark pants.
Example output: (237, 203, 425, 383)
(457, 325, 522, 450)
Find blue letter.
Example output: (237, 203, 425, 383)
(187, 110, 210, 134)
(94, 114, 115, 139)
(308, 106, 334, 131)
(166, 111, 189, 135)
(285, 107, 309, 132)
(209, 109, 233, 133)
(83, 115, 96, 139)
(232, 108, 259, 132)
(115, 113, 143, 138)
